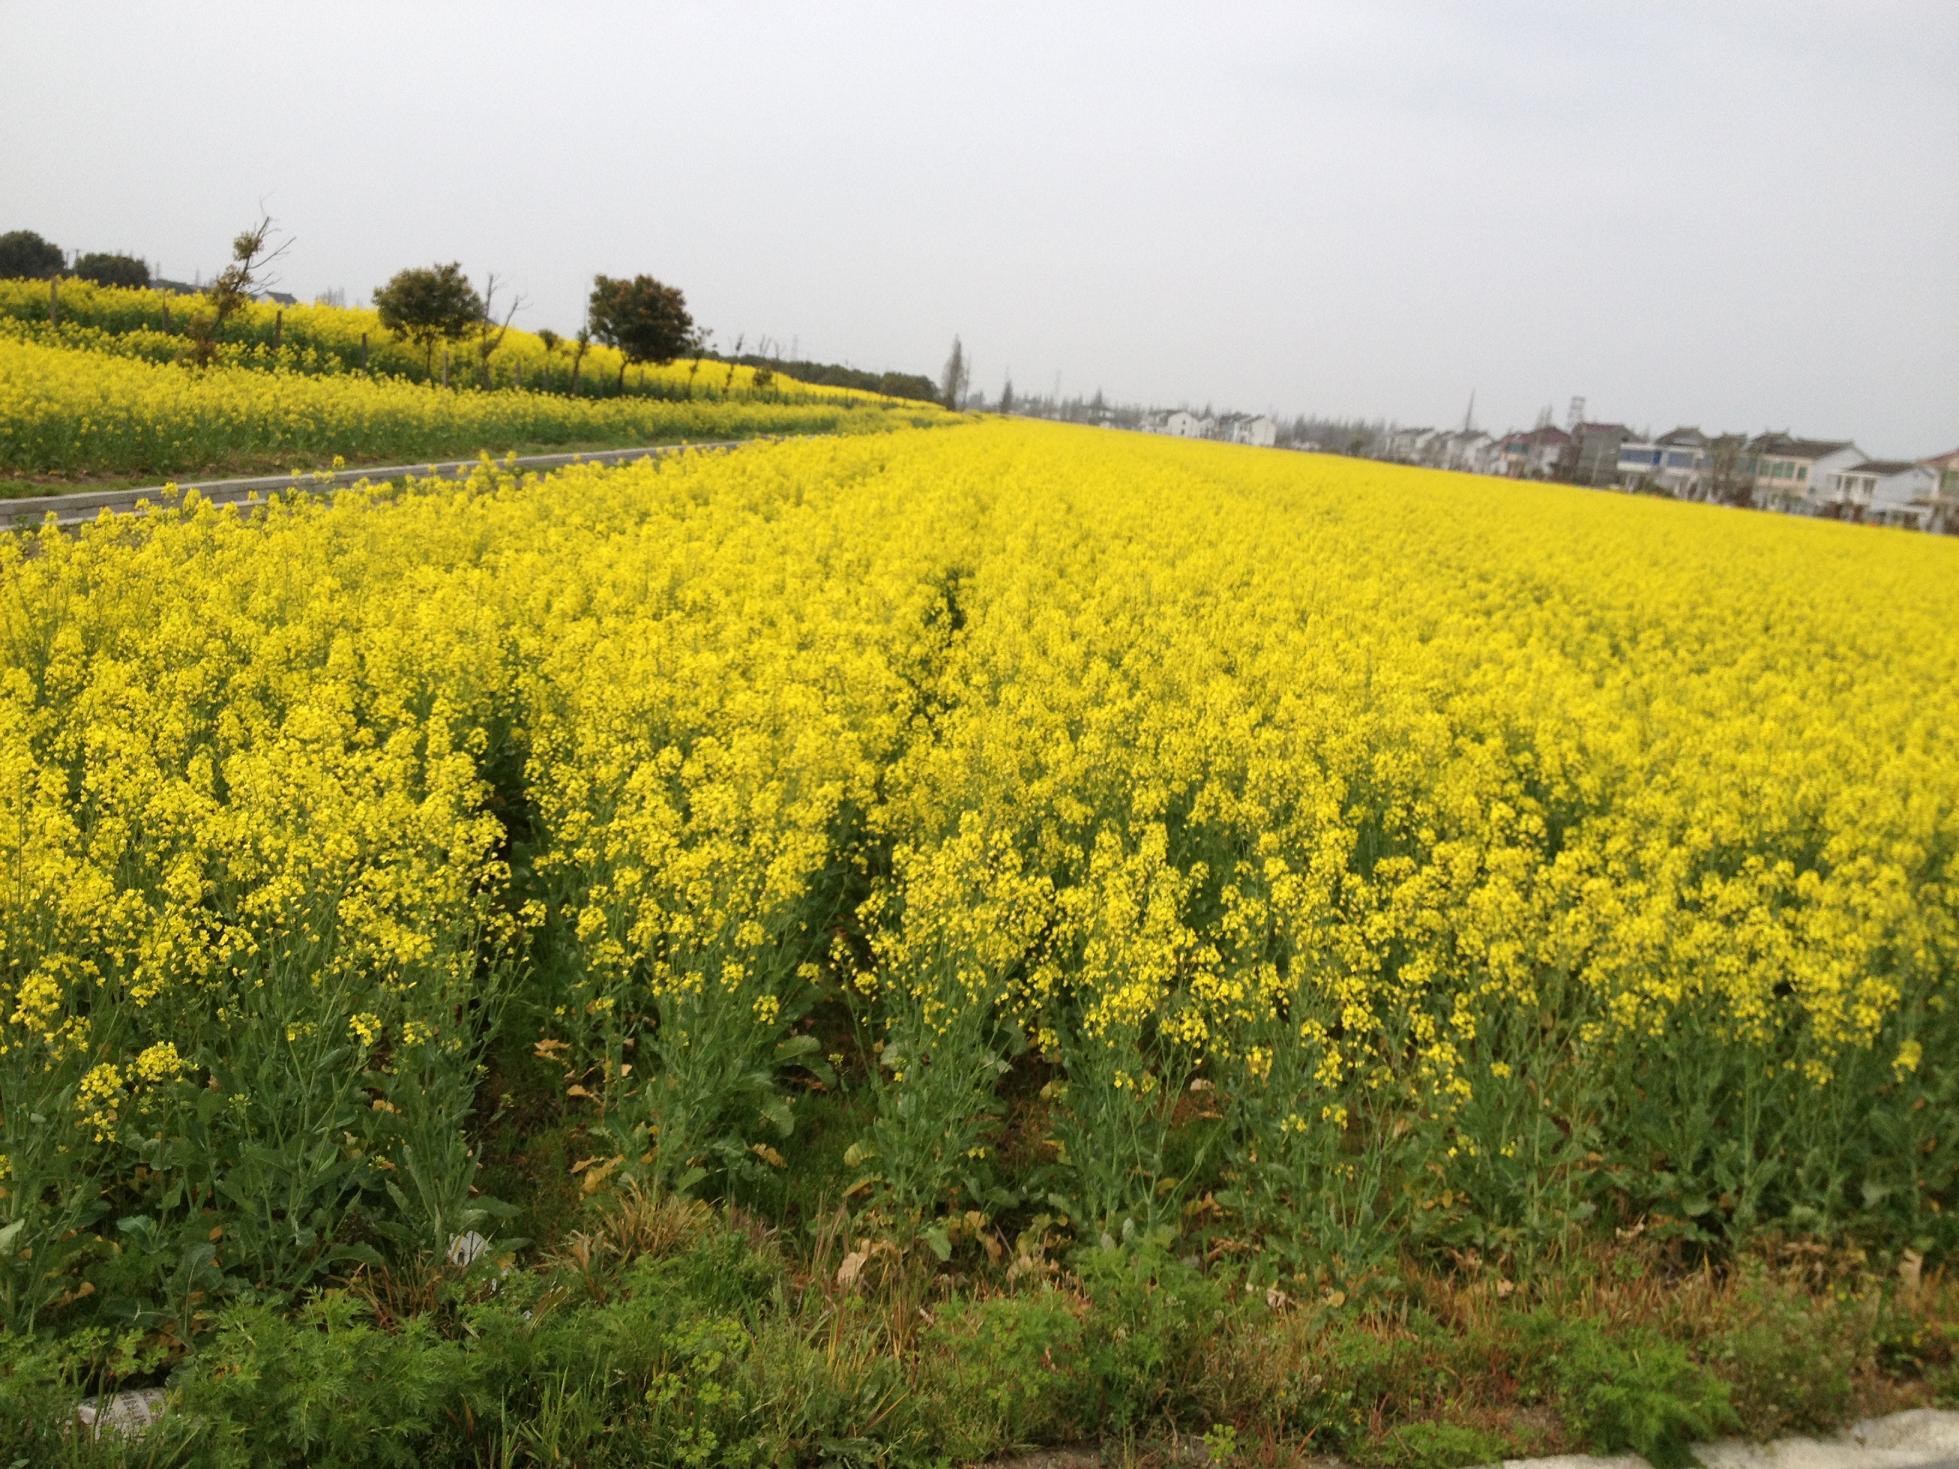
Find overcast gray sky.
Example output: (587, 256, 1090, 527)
(6, 1, 1956, 451)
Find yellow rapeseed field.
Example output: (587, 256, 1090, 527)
(0, 277, 886, 400)
(3, 420, 1955, 1322)
(0, 329, 950, 478)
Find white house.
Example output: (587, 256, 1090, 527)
(1465, 434, 1506, 476)
(1412, 428, 1450, 465)
(1617, 427, 1706, 497)
(1216, 412, 1276, 448)
(1383, 427, 1431, 462)
(1826, 459, 1938, 527)
(1440, 429, 1492, 472)
(1154, 410, 1211, 439)
(1745, 436, 1863, 514)
(1923, 448, 1959, 534)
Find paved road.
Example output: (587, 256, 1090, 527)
(3, 439, 759, 530)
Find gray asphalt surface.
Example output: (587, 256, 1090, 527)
(3, 438, 759, 529)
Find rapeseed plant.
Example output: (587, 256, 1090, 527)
(2, 419, 1955, 1331)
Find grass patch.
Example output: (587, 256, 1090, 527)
(3, 1179, 1954, 1466)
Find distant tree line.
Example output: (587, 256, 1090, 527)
(8, 217, 939, 404)
(722, 353, 938, 405)
(0, 228, 150, 287)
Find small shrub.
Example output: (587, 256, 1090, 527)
(1358, 1418, 1511, 1469)
(1076, 1242, 1229, 1431)
(1526, 1314, 1737, 1469)
(917, 1287, 1093, 1457)
(1704, 1272, 1860, 1438)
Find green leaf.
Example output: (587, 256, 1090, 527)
(921, 1224, 952, 1262)
(842, 1140, 877, 1170)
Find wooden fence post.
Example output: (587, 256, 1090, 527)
(273, 310, 283, 350)
(49, 277, 58, 325)
(360, 332, 369, 371)
(441, 350, 450, 388)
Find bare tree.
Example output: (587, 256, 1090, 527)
(474, 272, 527, 385)
(186, 211, 294, 366)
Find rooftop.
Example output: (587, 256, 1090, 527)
(1752, 434, 1855, 460)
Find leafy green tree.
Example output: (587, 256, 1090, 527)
(587, 274, 698, 389)
(73, 252, 151, 288)
(999, 376, 1015, 414)
(0, 229, 64, 279)
(374, 262, 485, 376)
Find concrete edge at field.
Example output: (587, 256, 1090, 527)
(1493, 1408, 1959, 1469)
(978, 1414, 1959, 1469)
(2, 437, 769, 529)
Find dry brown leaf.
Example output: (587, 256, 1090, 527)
(579, 1156, 625, 1195)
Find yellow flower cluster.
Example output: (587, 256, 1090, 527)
(0, 276, 908, 403)
(3, 417, 1952, 1312)
(0, 330, 951, 478)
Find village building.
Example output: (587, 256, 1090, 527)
(1741, 435, 1864, 514)
(1150, 409, 1212, 439)
(1497, 425, 1572, 479)
(1216, 412, 1277, 448)
(1824, 459, 1939, 528)
(1617, 427, 1708, 497)
(1921, 449, 1959, 534)
(1566, 422, 1630, 486)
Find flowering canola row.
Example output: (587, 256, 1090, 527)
(3, 420, 1955, 1324)
(0, 277, 885, 401)
(0, 329, 950, 478)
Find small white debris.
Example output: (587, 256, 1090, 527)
(76, 1388, 167, 1440)
(447, 1230, 493, 1269)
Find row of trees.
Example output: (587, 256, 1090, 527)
(8, 218, 944, 405)
(372, 264, 698, 390)
(0, 228, 150, 287)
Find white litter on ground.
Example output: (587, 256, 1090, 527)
(446, 1230, 492, 1268)
(75, 1387, 167, 1440)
